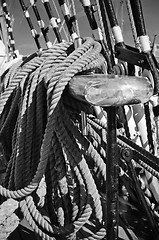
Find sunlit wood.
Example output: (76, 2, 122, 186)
(68, 74, 154, 106)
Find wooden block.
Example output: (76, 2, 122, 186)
(68, 74, 153, 106)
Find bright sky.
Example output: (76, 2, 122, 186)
(6, 0, 159, 56)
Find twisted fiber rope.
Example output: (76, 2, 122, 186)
(60, 102, 106, 182)
(21, 109, 93, 236)
(54, 106, 108, 240)
(0, 58, 61, 196)
(80, 54, 106, 73)
(0, 37, 110, 239)
(1, 59, 23, 91)
(20, 198, 56, 240)
(20, 195, 92, 239)
(55, 107, 100, 213)
(47, 131, 87, 229)
(0, 56, 42, 114)
(25, 39, 104, 236)
(54, 117, 100, 238)
(0, 87, 21, 136)
(30, 38, 102, 190)
(82, 226, 106, 240)
(14, 66, 48, 189)
(23, 102, 105, 238)
(117, 137, 159, 180)
(51, 131, 88, 227)
(90, 113, 159, 209)
(0, 42, 75, 199)
(50, 132, 72, 227)
(93, 114, 159, 193)
(4, 145, 17, 190)
(45, 147, 60, 225)
(87, 124, 106, 171)
(54, 113, 90, 224)
(15, 40, 99, 198)
(0, 89, 21, 162)
(0, 43, 70, 116)
(46, 38, 102, 114)
(87, 116, 107, 158)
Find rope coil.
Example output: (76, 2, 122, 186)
(0, 38, 108, 239)
(0, 36, 158, 239)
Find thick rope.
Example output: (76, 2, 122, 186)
(1, 36, 158, 239)
(0, 38, 109, 239)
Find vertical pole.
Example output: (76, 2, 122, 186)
(30, 0, 52, 49)
(57, 0, 78, 41)
(106, 106, 119, 240)
(19, 0, 42, 50)
(42, 0, 62, 43)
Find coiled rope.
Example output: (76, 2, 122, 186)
(0, 37, 108, 239)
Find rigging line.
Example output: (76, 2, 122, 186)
(51, 0, 70, 42)
(95, 0, 106, 43)
(19, 0, 42, 51)
(125, 0, 140, 49)
(53, 19, 69, 45)
(51, 0, 60, 19)
(57, 0, 78, 41)
(59, 19, 70, 41)
(41, 0, 62, 43)
(1, 0, 17, 58)
(102, 0, 125, 47)
(119, 0, 124, 31)
(29, 0, 52, 49)
(97, 0, 115, 68)
(69, 0, 80, 37)
(129, 0, 159, 94)
(79, 0, 113, 72)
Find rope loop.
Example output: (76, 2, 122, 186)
(0, 38, 108, 239)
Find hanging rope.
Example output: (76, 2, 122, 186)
(0, 37, 108, 239)
(1, 1, 159, 239)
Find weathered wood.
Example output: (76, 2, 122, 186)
(68, 74, 153, 106)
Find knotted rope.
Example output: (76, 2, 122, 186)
(0, 37, 108, 239)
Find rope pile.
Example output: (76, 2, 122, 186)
(0, 37, 108, 239)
